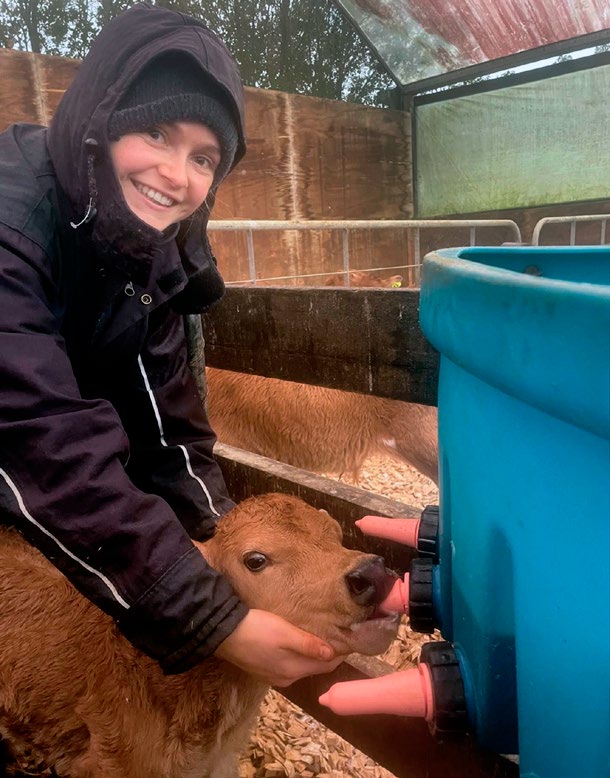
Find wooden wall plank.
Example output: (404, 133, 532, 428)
(37, 53, 80, 123)
(211, 88, 413, 284)
(214, 88, 412, 222)
(202, 286, 439, 406)
(286, 93, 412, 221)
(0, 49, 43, 126)
(0, 49, 80, 128)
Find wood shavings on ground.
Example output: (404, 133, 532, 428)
(240, 455, 440, 778)
(332, 454, 439, 510)
(239, 690, 397, 778)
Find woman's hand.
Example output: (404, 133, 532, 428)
(214, 609, 345, 687)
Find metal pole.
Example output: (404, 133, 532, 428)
(343, 229, 350, 285)
(184, 314, 207, 410)
(413, 228, 421, 286)
(246, 229, 256, 284)
(209, 218, 522, 243)
(207, 218, 526, 284)
(532, 214, 610, 246)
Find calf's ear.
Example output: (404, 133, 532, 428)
(193, 538, 212, 565)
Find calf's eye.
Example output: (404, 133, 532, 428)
(243, 551, 269, 572)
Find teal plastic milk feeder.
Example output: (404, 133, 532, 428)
(419, 246, 610, 777)
(319, 246, 610, 778)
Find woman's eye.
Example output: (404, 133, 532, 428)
(243, 552, 268, 572)
(193, 155, 212, 170)
(146, 128, 163, 141)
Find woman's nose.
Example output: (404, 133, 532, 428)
(158, 155, 188, 188)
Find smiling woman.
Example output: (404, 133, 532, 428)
(110, 122, 220, 231)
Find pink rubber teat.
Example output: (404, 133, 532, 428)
(380, 574, 409, 614)
(356, 516, 420, 548)
(319, 664, 434, 721)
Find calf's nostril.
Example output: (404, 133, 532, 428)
(345, 571, 377, 606)
(345, 556, 394, 606)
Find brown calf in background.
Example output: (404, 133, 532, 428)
(206, 270, 438, 484)
(206, 370, 438, 483)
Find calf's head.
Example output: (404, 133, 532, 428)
(202, 493, 399, 656)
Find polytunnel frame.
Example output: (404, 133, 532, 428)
(408, 48, 610, 218)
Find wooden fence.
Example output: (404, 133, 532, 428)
(202, 285, 519, 778)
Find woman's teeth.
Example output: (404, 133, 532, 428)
(134, 182, 175, 207)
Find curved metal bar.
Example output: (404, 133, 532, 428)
(532, 214, 610, 246)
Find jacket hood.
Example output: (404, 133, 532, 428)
(46, 4, 244, 314)
(48, 2, 246, 221)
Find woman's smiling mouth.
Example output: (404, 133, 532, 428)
(133, 181, 176, 207)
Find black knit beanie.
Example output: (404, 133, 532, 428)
(108, 53, 239, 185)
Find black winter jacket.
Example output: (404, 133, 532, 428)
(0, 4, 249, 673)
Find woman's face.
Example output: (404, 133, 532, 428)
(110, 121, 221, 231)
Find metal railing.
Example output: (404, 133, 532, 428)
(208, 218, 522, 286)
(532, 214, 609, 246)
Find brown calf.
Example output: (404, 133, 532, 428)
(206, 368, 439, 483)
(0, 494, 398, 778)
(206, 269, 437, 484)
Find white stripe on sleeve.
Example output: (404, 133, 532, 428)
(0, 467, 130, 609)
(138, 355, 219, 517)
